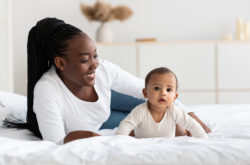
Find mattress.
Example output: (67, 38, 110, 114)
(1, 104, 250, 165)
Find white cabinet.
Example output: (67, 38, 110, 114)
(138, 44, 215, 90)
(138, 44, 216, 105)
(217, 43, 250, 104)
(219, 92, 250, 104)
(218, 43, 250, 89)
(179, 92, 216, 105)
(97, 41, 250, 105)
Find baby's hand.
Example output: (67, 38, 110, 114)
(129, 130, 135, 137)
(186, 130, 192, 137)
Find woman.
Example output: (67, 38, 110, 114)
(26, 17, 210, 144)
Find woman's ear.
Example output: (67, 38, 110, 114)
(54, 57, 66, 71)
(142, 88, 148, 98)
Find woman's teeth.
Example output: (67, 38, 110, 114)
(87, 72, 95, 78)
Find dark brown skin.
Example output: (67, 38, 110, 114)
(54, 33, 101, 144)
(55, 33, 99, 102)
(64, 131, 101, 143)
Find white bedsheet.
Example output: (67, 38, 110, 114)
(1, 104, 250, 165)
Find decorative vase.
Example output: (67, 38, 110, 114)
(96, 22, 114, 43)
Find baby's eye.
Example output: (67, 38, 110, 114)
(154, 87, 160, 91)
(167, 88, 172, 92)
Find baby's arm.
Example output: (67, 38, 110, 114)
(116, 109, 140, 135)
(175, 107, 208, 138)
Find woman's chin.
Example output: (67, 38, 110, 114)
(85, 80, 95, 87)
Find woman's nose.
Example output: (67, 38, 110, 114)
(90, 58, 99, 69)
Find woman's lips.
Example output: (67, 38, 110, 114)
(87, 72, 95, 79)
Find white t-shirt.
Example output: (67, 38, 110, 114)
(33, 59, 191, 144)
(116, 102, 208, 138)
(33, 59, 144, 144)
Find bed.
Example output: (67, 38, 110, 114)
(1, 91, 250, 165)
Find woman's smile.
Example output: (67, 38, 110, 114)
(86, 71, 95, 79)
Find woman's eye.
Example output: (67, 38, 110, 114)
(154, 87, 160, 91)
(94, 54, 99, 59)
(167, 88, 172, 92)
(80, 59, 88, 63)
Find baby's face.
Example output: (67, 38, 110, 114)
(143, 73, 178, 112)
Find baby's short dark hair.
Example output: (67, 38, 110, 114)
(145, 67, 178, 90)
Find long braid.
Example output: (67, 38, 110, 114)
(4, 18, 83, 139)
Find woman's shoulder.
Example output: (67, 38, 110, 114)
(34, 66, 61, 96)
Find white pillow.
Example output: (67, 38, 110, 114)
(0, 105, 9, 122)
(0, 91, 27, 122)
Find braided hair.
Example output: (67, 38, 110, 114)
(4, 18, 83, 138)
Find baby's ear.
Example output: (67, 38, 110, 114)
(142, 88, 147, 98)
(174, 93, 179, 100)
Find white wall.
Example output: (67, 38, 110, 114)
(81, 0, 250, 41)
(0, 0, 13, 92)
(5, 0, 250, 95)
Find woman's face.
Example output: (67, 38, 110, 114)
(59, 33, 99, 87)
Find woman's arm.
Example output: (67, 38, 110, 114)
(175, 108, 208, 138)
(102, 59, 144, 99)
(174, 99, 211, 134)
(188, 112, 211, 133)
(64, 131, 100, 143)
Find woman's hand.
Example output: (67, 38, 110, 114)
(64, 130, 101, 143)
(201, 124, 211, 133)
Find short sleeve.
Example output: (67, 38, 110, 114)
(33, 80, 66, 144)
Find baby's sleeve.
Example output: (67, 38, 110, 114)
(116, 107, 141, 135)
(174, 107, 208, 138)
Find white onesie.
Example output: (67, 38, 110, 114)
(116, 102, 208, 138)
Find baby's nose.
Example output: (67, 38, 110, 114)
(160, 90, 167, 96)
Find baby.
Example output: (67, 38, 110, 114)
(116, 67, 208, 138)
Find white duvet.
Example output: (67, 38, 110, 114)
(1, 104, 250, 165)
